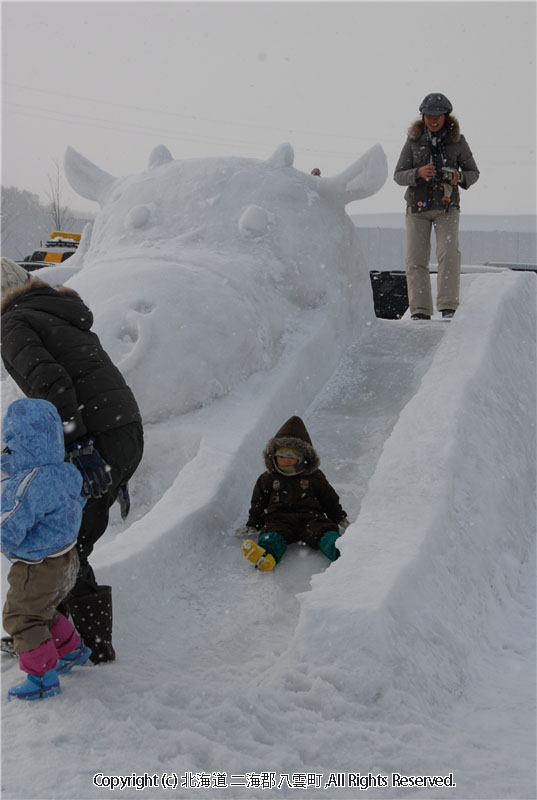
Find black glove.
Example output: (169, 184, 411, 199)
(67, 437, 112, 499)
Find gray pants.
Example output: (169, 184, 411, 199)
(405, 207, 461, 316)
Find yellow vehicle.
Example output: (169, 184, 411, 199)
(22, 231, 80, 269)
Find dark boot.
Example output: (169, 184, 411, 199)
(67, 586, 116, 664)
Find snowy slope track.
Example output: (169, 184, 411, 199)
(113, 309, 447, 678)
(306, 318, 445, 521)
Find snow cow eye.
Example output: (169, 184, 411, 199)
(238, 205, 269, 238)
(126, 204, 153, 230)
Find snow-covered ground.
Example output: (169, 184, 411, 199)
(1, 144, 535, 800)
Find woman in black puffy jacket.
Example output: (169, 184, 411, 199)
(1, 263, 144, 663)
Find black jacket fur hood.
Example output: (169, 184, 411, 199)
(407, 115, 460, 143)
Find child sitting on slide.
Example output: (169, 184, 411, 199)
(239, 416, 350, 571)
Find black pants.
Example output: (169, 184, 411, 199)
(71, 421, 144, 596)
(260, 512, 337, 549)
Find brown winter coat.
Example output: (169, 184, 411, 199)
(394, 116, 479, 211)
(246, 416, 347, 547)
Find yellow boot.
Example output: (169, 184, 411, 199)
(241, 539, 276, 571)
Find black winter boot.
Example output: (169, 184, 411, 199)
(67, 586, 116, 664)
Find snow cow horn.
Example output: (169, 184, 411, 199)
(64, 146, 116, 206)
(319, 143, 388, 205)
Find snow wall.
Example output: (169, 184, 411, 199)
(294, 270, 536, 714)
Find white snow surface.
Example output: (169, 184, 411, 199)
(1, 144, 535, 800)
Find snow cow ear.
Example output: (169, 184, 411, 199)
(319, 143, 388, 205)
(266, 143, 294, 168)
(148, 144, 173, 169)
(64, 146, 116, 206)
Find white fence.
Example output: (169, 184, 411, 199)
(353, 215, 536, 271)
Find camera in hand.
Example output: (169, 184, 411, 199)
(441, 167, 459, 185)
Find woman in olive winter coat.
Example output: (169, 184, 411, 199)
(0, 260, 144, 662)
(394, 93, 479, 320)
(240, 416, 349, 571)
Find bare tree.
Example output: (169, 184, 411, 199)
(1, 185, 50, 259)
(45, 159, 72, 231)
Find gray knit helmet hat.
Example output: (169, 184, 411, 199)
(1, 257, 30, 298)
(419, 93, 453, 116)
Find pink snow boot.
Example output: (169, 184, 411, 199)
(49, 613, 81, 655)
(50, 613, 91, 674)
(8, 638, 60, 701)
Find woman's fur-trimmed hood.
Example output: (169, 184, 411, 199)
(408, 115, 460, 143)
(263, 415, 320, 475)
(1, 277, 82, 315)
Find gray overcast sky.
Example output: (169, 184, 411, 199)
(2, 0, 536, 216)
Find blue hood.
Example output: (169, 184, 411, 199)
(1, 398, 85, 563)
(3, 398, 65, 470)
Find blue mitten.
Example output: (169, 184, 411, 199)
(67, 438, 112, 499)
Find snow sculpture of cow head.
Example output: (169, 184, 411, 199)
(64, 143, 387, 422)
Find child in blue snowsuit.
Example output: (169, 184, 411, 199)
(1, 398, 91, 700)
